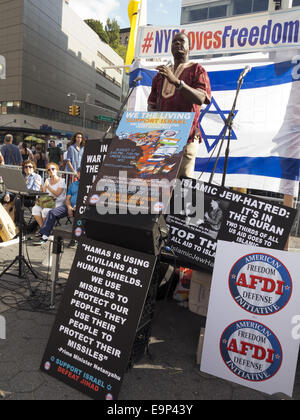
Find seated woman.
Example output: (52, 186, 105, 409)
(32, 162, 66, 230)
(38, 167, 80, 244)
(2, 160, 42, 227)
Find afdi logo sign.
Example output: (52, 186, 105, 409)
(0, 315, 6, 339)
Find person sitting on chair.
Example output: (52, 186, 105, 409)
(38, 167, 80, 244)
(32, 162, 66, 231)
(2, 160, 42, 228)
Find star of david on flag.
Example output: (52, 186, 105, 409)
(199, 97, 239, 154)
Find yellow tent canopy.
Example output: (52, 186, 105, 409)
(24, 136, 45, 143)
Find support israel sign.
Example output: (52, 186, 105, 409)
(201, 241, 300, 397)
(136, 8, 300, 58)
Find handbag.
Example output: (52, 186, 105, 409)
(36, 194, 56, 209)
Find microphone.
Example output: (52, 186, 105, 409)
(165, 59, 173, 68)
(133, 75, 143, 84)
(159, 59, 173, 81)
(158, 59, 173, 111)
(238, 65, 251, 83)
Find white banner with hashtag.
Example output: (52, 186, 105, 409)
(136, 8, 300, 59)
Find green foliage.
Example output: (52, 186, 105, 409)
(85, 18, 126, 60)
(85, 19, 109, 44)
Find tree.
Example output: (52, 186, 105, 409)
(85, 18, 126, 60)
(105, 18, 121, 50)
(84, 19, 109, 44)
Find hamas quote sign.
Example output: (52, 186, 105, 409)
(41, 238, 156, 400)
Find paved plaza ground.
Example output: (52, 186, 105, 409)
(0, 235, 299, 401)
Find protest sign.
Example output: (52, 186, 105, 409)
(41, 238, 156, 400)
(166, 178, 296, 271)
(73, 139, 109, 238)
(87, 111, 194, 215)
(136, 8, 300, 58)
(200, 241, 300, 397)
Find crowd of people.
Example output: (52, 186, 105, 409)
(0, 132, 85, 245)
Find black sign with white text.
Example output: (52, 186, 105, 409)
(166, 178, 296, 272)
(41, 239, 156, 400)
(74, 139, 110, 227)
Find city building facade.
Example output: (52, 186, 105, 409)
(181, 0, 300, 25)
(0, 0, 124, 144)
(120, 27, 130, 47)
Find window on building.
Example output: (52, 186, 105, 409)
(182, 0, 268, 24)
(233, 0, 252, 14)
(233, 0, 268, 15)
(209, 5, 228, 19)
(252, 0, 268, 12)
(97, 51, 122, 75)
(190, 7, 208, 22)
(293, 0, 300, 6)
(189, 4, 229, 22)
(96, 84, 120, 101)
(185, 2, 229, 23)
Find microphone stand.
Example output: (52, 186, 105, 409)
(0, 193, 39, 294)
(158, 74, 164, 112)
(100, 76, 142, 142)
(208, 69, 249, 187)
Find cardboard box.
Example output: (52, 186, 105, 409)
(188, 270, 212, 317)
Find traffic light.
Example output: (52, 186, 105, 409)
(68, 105, 80, 116)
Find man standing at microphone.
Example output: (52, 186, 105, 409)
(148, 32, 211, 178)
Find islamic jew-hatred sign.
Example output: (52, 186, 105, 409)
(41, 238, 156, 400)
(166, 178, 297, 272)
(201, 241, 300, 397)
(87, 111, 194, 215)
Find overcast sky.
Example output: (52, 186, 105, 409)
(68, 0, 181, 28)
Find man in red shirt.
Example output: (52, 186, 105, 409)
(148, 32, 211, 178)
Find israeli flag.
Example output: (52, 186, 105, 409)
(128, 51, 300, 196)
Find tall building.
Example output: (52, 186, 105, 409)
(120, 27, 131, 47)
(0, 0, 124, 144)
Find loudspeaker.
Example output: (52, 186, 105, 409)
(83, 207, 169, 256)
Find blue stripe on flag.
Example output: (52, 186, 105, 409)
(130, 61, 300, 90)
(195, 156, 300, 181)
(130, 69, 157, 88)
(209, 61, 299, 91)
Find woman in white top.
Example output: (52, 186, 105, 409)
(32, 162, 66, 228)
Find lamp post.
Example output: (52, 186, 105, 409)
(67, 92, 78, 102)
(67, 92, 118, 133)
